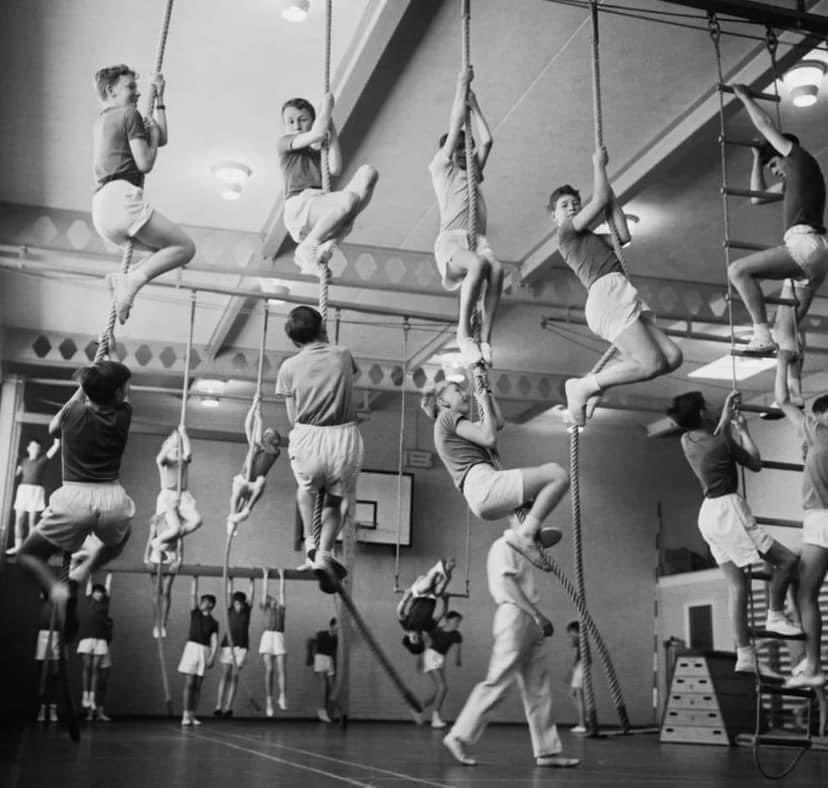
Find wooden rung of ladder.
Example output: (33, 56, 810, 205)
(754, 734, 812, 748)
(722, 187, 783, 202)
(731, 347, 776, 359)
(718, 135, 761, 148)
(719, 84, 781, 104)
(759, 681, 815, 700)
(748, 569, 772, 582)
(725, 292, 797, 307)
(725, 239, 771, 252)
(761, 460, 804, 472)
(755, 515, 802, 528)
(749, 627, 806, 641)
(741, 403, 782, 417)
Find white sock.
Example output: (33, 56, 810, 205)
(584, 374, 600, 395)
(522, 514, 541, 537)
(753, 323, 771, 339)
(736, 646, 752, 659)
(767, 609, 785, 620)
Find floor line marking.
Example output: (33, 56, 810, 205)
(215, 728, 453, 788)
(183, 730, 375, 787)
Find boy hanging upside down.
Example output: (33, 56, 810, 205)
(278, 94, 378, 273)
(548, 147, 682, 426)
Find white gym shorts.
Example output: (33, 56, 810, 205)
(314, 654, 335, 676)
(585, 272, 652, 344)
(433, 229, 498, 291)
(177, 641, 210, 677)
(259, 631, 287, 656)
(92, 180, 153, 247)
(784, 225, 828, 285)
(698, 493, 773, 567)
(14, 484, 46, 513)
(423, 648, 445, 673)
(803, 509, 828, 550)
(77, 638, 109, 657)
(462, 463, 524, 521)
(219, 646, 248, 667)
(288, 422, 363, 498)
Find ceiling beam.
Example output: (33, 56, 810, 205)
(659, 0, 828, 34)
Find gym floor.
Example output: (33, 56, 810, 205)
(3, 720, 828, 787)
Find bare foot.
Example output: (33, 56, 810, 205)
(105, 273, 135, 324)
(564, 378, 588, 427)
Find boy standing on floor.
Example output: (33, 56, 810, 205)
(277, 306, 363, 591)
(422, 610, 463, 730)
(77, 576, 113, 719)
(565, 620, 586, 734)
(215, 583, 254, 717)
(443, 530, 579, 769)
(312, 618, 338, 723)
(259, 570, 288, 716)
(278, 94, 378, 272)
(16, 361, 135, 641)
(34, 592, 61, 723)
(178, 578, 218, 726)
(7, 438, 60, 556)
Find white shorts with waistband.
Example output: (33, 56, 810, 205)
(92, 180, 153, 247)
(698, 493, 773, 567)
(35, 630, 61, 661)
(289, 422, 363, 498)
(784, 225, 828, 285)
(36, 482, 134, 554)
(14, 483, 46, 513)
(259, 630, 287, 656)
(803, 509, 828, 550)
(314, 653, 335, 676)
(571, 661, 584, 690)
(433, 230, 497, 291)
(423, 648, 445, 673)
(178, 641, 210, 677)
(219, 646, 248, 667)
(77, 638, 109, 657)
(284, 188, 324, 243)
(585, 271, 652, 344)
(462, 463, 524, 521)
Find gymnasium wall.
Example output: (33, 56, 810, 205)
(1, 400, 701, 727)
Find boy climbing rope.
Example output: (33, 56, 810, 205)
(91, 66, 195, 323)
(430, 66, 502, 368)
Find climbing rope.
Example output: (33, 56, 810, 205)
(223, 303, 270, 672)
(94, 0, 176, 363)
(393, 318, 410, 592)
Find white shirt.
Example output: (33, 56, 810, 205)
(487, 531, 540, 607)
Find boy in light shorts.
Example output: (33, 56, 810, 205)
(727, 85, 828, 355)
(77, 576, 112, 718)
(34, 592, 60, 723)
(259, 569, 288, 716)
(423, 367, 568, 556)
(668, 390, 800, 674)
(548, 146, 682, 426)
(16, 361, 135, 644)
(430, 66, 501, 367)
(91, 66, 195, 324)
(312, 618, 338, 723)
(277, 306, 363, 592)
(148, 426, 202, 564)
(178, 578, 218, 726)
(422, 611, 463, 729)
(278, 95, 378, 273)
(565, 620, 586, 734)
(215, 584, 254, 718)
(775, 355, 828, 689)
(7, 438, 60, 556)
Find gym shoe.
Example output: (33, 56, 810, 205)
(49, 705, 59, 723)
(536, 754, 580, 768)
(431, 713, 447, 729)
(313, 553, 347, 594)
(213, 708, 222, 717)
(295, 555, 315, 571)
(278, 694, 287, 711)
(784, 671, 826, 689)
(764, 614, 804, 637)
(181, 715, 192, 726)
(94, 708, 112, 722)
(36, 705, 46, 723)
(744, 334, 776, 355)
(266, 698, 275, 717)
(443, 733, 476, 766)
(5, 545, 19, 556)
(223, 709, 234, 718)
(152, 625, 160, 639)
(571, 725, 587, 734)
(735, 652, 757, 674)
(317, 708, 331, 723)
(294, 239, 320, 274)
(191, 717, 202, 726)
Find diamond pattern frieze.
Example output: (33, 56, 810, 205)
(231, 352, 248, 372)
(354, 253, 377, 280)
(134, 345, 153, 366)
(58, 338, 77, 360)
(389, 365, 404, 387)
(159, 347, 177, 369)
(28, 216, 58, 245)
(385, 257, 406, 284)
(411, 367, 427, 389)
(496, 375, 511, 395)
(66, 220, 92, 250)
(518, 376, 531, 396)
(368, 364, 383, 385)
(85, 340, 99, 361)
(32, 335, 52, 358)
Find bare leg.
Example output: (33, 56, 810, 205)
(81, 653, 93, 698)
(90, 654, 102, 707)
(720, 562, 750, 648)
(10, 510, 27, 551)
(432, 668, 448, 714)
(276, 655, 287, 706)
(155, 506, 183, 544)
(296, 488, 316, 551)
(183, 674, 195, 713)
(569, 687, 586, 728)
(190, 675, 203, 716)
(511, 463, 569, 541)
(263, 654, 274, 701)
(216, 664, 231, 711)
(225, 666, 240, 711)
(728, 246, 802, 330)
(762, 540, 798, 612)
(319, 494, 344, 555)
(797, 544, 828, 674)
(452, 251, 490, 357)
(68, 532, 130, 586)
(480, 259, 504, 346)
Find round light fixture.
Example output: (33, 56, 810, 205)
(211, 161, 252, 200)
(200, 396, 220, 408)
(281, 0, 310, 22)
(785, 60, 827, 108)
(221, 183, 242, 201)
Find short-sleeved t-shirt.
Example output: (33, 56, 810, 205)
(315, 630, 338, 657)
(783, 145, 826, 234)
(221, 604, 251, 648)
(433, 410, 492, 490)
(188, 609, 219, 646)
(429, 150, 487, 234)
(250, 444, 279, 480)
(680, 429, 754, 498)
(557, 218, 623, 290)
(263, 602, 285, 633)
(93, 106, 147, 190)
(487, 531, 540, 607)
(78, 597, 110, 641)
(61, 399, 132, 483)
(276, 343, 357, 426)
(278, 135, 322, 199)
(428, 627, 463, 655)
(20, 455, 50, 486)
(801, 414, 828, 510)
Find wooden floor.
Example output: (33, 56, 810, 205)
(3, 719, 828, 787)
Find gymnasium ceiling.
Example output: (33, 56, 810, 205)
(2, 0, 828, 435)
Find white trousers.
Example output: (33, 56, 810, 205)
(450, 603, 562, 757)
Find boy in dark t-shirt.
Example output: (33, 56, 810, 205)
(422, 611, 463, 729)
(7, 437, 60, 556)
(17, 361, 135, 643)
(177, 579, 218, 726)
(215, 584, 254, 717)
(312, 618, 338, 723)
(77, 576, 113, 719)
(668, 390, 800, 674)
